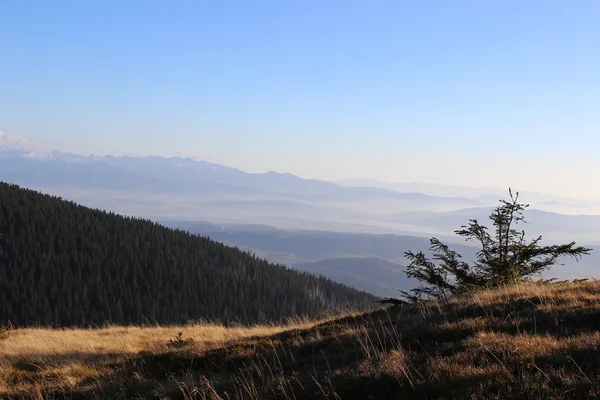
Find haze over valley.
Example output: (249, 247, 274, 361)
(2, 142, 599, 298)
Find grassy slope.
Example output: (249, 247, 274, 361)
(3, 281, 600, 399)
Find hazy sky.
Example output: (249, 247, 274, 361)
(1, 1, 599, 199)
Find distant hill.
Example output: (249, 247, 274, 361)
(166, 221, 600, 285)
(388, 207, 600, 245)
(293, 257, 418, 298)
(337, 178, 600, 212)
(337, 178, 508, 198)
(164, 221, 480, 265)
(0, 182, 377, 327)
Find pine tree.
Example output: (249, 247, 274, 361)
(0, 182, 377, 327)
(402, 189, 592, 301)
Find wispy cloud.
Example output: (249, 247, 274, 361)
(0, 131, 30, 149)
(0, 131, 53, 151)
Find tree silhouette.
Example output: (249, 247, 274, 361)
(402, 189, 592, 301)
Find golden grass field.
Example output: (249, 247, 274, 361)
(0, 317, 321, 398)
(3, 281, 600, 399)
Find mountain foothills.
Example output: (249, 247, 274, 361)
(163, 221, 600, 295)
(0, 182, 377, 327)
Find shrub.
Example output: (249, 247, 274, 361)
(0, 322, 11, 341)
(167, 332, 194, 349)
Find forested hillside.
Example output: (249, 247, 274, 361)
(0, 182, 376, 327)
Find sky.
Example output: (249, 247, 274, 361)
(1, 1, 600, 199)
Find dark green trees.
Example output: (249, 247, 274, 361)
(403, 189, 592, 301)
(0, 182, 376, 327)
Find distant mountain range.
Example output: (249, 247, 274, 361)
(0, 148, 480, 203)
(337, 178, 600, 213)
(0, 148, 489, 237)
(2, 147, 599, 243)
(337, 178, 510, 198)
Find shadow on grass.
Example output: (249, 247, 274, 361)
(7, 291, 600, 399)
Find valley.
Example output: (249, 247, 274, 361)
(2, 148, 599, 300)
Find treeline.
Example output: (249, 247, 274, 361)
(0, 182, 376, 327)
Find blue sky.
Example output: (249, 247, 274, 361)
(1, 1, 599, 198)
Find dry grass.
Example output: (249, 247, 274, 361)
(1, 320, 315, 361)
(3, 281, 600, 399)
(0, 317, 322, 397)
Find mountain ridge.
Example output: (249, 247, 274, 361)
(0, 148, 486, 202)
(3, 147, 600, 244)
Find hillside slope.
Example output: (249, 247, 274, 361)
(2, 281, 600, 399)
(0, 182, 376, 327)
(167, 220, 479, 264)
(293, 257, 418, 297)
